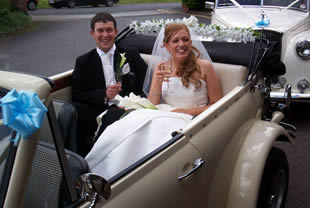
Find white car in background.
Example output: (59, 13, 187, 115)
(206, 0, 310, 100)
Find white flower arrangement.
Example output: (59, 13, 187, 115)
(115, 93, 158, 110)
(129, 15, 259, 43)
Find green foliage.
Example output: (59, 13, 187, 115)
(0, 9, 32, 37)
(182, 0, 205, 9)
(0, 0, 10, 10)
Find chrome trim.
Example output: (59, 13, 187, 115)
(296, 39, 310, 60)
(178, 158, 205, 180)
(297, 79, 310, 93)
(270, 92, 310, 99)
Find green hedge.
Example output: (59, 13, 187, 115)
(182, 0, 205, 9)
(0, 0, 32, 37)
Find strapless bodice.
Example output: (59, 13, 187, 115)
(161, 77, 208, 109)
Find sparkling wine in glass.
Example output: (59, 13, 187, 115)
(162, 63, 172, 93)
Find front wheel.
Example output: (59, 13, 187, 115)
(27, 0, 37, 10)
(257, 147, 289, 208)
(105, 0, 113, 7)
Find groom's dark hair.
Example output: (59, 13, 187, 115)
(91, 12, 117, 31)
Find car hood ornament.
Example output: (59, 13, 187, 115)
(256, 10, 270, 27)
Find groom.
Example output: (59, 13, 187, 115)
(72, 12, 147, 156)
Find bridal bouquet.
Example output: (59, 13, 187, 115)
(115, 93, 158, 110)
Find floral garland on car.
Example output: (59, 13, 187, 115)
(129, 16, 260, 43)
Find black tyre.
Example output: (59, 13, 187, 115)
(27, 0, 37, 10)
(92, 4, 98, 7)
(257, 147, 289, 208)
(105, 0, 113, 7)
(67, 0, 76, 8)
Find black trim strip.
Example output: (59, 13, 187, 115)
(46, 102, 78, 202)
(0, 132, 17, 208)
(108, 132, 184, 184)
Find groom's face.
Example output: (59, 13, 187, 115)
(90, 21, 118, 53)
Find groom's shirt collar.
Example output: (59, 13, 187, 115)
(96, 44, 116, 58)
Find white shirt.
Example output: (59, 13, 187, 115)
(96, 45, 116, 87)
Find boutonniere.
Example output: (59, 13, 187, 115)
(115, 52, 130, 82)
(120, 53, 130, 75)
(120, 53, 126, 68)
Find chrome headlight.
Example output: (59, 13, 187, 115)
(296, 39, 310, 60)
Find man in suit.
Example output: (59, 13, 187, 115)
(72, 12, 147, 156)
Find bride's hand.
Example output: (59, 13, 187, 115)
(154, 62, 171, 83)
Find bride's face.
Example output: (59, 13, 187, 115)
(164, 29, 192, 61)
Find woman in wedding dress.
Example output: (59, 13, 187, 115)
(85, 23, 222, 180)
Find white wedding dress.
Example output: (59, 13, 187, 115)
(85, 77, 208, 180)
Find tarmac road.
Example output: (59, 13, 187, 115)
(1, 3, 211, 77)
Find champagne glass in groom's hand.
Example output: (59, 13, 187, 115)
(115, 71, 122, 84)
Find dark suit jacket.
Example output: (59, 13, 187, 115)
(72, 45, 147, 112)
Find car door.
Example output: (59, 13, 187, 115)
(96, 134, 207, 208)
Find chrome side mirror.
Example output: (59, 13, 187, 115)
(205, 1, 215, 10)
(76, 173, 111, 208)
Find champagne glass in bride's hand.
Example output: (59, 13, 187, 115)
(162, 63, 172, 80)
(161, 63, 172, 91)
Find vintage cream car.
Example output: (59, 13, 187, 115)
(205, 0, 310, 100)
(0, 33, 294, 208)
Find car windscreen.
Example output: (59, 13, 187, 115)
(218, 0, 308, 10)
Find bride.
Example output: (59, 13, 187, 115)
(85, 23, 222, 180)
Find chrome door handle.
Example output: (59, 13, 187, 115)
(178, 158, 205, 180)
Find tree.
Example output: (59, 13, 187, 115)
(10, 0, 27, 13)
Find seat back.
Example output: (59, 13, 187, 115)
(53, 100, 78, 153)
(140, 54, 247, 96)
(212, 62, 247, 96)
(24, 141, 89, 208)
(40, 100, 78, 153)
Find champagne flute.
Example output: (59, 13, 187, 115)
(162, 63, 172, 93)
(115, 71, 122, 84)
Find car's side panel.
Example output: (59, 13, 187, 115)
(183, 83, 263, 208)
(226, 120, 290, 207)
(97, 138, 206, 208)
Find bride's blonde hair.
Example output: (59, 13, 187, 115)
(163, 23, 202, 89)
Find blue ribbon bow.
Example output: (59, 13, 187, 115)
(0, 89, 47, 146)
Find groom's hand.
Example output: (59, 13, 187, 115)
(106, 83, 122, 100)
